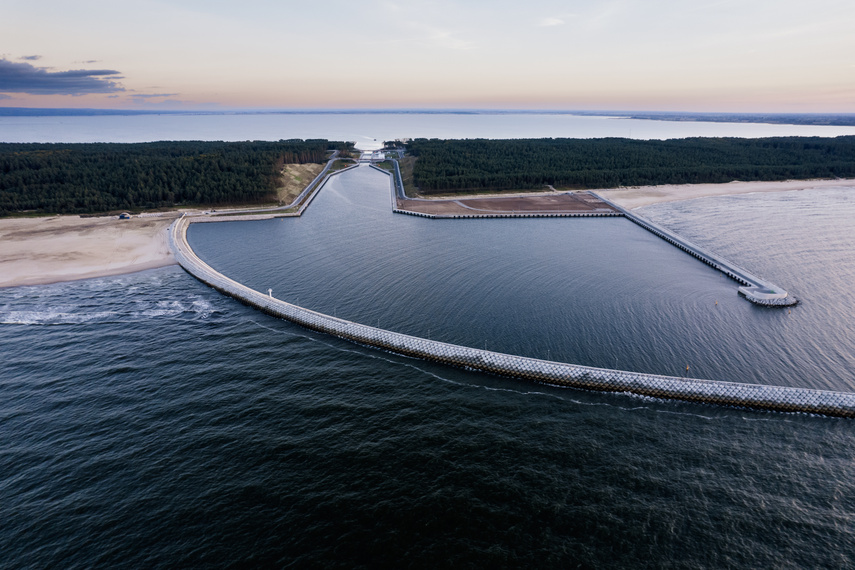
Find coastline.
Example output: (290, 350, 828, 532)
(0, 215, 177, 288)
(595, 178, 855, 210)
(3, 177, 854, 289)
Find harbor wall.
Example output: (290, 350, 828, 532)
(374, 164, 795, 306)
(590, 192, 797, 306)
(169, 216, 855, 418)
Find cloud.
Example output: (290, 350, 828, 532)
(0, 59, 124, 95)
(19, 55, 42, 61)
(0, 93, 11, 99)
(130, 93, 179, 99)
(539, 17, 565, 27)
(426, 28, 474, 50)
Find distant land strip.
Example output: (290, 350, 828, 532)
(5, 135, 855, 215)
(1, 108, 855, 126)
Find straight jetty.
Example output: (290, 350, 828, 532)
(591, 192, 798, 306)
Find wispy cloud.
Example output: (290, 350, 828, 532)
(18, 55, 42, 61)
(425, 27, 474, 50)
(130, 93, 179, 99)
(539, 17, 565, 27)
(0, 93, 11, 100)
(0, 59, 124, 95)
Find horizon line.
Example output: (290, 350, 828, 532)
(2, 107, 855, 117)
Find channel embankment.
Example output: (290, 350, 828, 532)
(375, 162, 797, 306)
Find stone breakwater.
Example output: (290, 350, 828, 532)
(169, 216, 855, 417)
(591, 192, 798, 307)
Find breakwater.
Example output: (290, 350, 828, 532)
(591, 192, 797, 306)
(393, 209, 620, 219)
(169, 215, 855, 417)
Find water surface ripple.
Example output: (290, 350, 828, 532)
(3, 169, 855, 566)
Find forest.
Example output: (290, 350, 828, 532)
(407, 136, 855, 193)
(0, 140, 346, 215)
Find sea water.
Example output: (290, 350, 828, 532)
(2, 115, 854, 566)
(3, 111, 855, 147)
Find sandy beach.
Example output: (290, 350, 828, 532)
(596, 178, 855, 210)
(0, 214, 177, 288)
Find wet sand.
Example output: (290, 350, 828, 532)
(0, 215, 177, 288)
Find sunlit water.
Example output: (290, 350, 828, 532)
(3, 112, 855, 148)
(2, 116, 855, 566)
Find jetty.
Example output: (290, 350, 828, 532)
(591, 192, 797, 306)
(372, 161, 796, 306)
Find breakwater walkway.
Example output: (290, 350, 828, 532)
(169, 215, 855, 417)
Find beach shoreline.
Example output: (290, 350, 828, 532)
(595, 178, 855, 210)
(0, 214, 178, 288)
(3, 177, 854, 289)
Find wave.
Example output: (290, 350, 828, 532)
(0, 297, 216, 325)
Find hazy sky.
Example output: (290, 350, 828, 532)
(2, 0, 854, 111)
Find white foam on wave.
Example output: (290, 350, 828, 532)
(1, 293, 217, 325)
(0, 310, 119, 325)
(135, 297, 215, 319)
(0, 266, 217, 325)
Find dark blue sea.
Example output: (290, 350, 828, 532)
(3, 115, 855, 567)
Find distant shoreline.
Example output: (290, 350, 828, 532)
(2, 108, 855, 127)
(3, 177, 855, 289)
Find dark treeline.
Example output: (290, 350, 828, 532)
(408, 137, 855, 193)
(0, 140, 346, 215)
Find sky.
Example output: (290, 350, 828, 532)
(1, 0, 854, 112)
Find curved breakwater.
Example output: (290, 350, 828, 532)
(169, 216, 855, 417)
